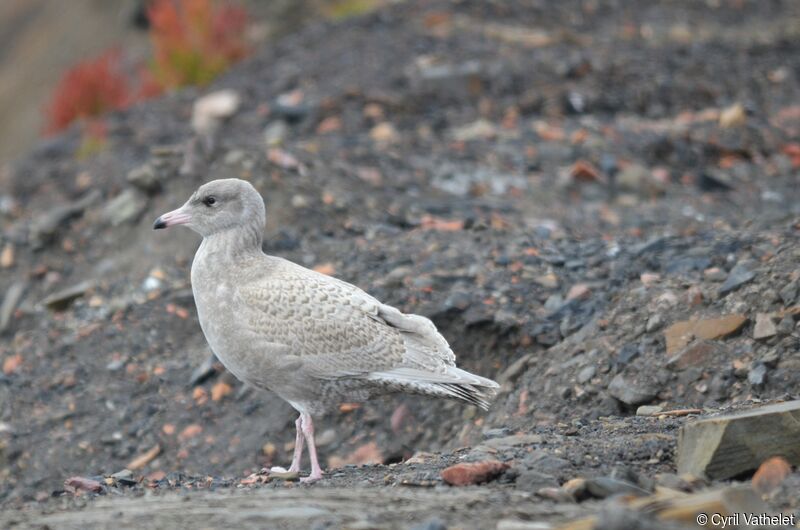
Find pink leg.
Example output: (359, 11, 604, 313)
(287, 415, 304, 473)
(299, 413, 323, 483)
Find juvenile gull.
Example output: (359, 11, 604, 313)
(153, 179, 499, 482)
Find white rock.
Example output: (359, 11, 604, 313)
(192, 89, 241, 135)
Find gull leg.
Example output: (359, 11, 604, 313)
(299, 413, 323, 483)
(287, 415, 304, 473)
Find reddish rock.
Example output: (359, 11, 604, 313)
(566, 283, 591, 301)
(752, 456, 792, 496)
(664, 314, 747, 355)
(441, 460, 509, 486)
(64, 476, 103, 493)
(667, 340, 726, 370)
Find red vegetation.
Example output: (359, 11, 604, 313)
(44, 51, 131, 135)
(147, 0, 249, 89)
(43, 0, 250, 136)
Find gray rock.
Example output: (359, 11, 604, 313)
(102, 188, 148, 226)
(577, 365, 596, 384)
(127, 163, 162, 193)
(585, 477, 649, 499)
(41, 280, 94, 311)
(515, 470, 558, 492)
(747, 362, 767, 386)
(28, 189, 101, 248)
(779, 280, 798, 306)
(777, 315, 795, 335)
(263, 120, 288, 147)
(753, 313, 777, 340)
(608, 373, 657, 406)
(718, 261, 756, 296)
(481, 434, 543, 450)
(0, 282, 27, 333)
(636, 405, 663, 417)
(645, 314, 664, 333)
(483, 427, 513, 440)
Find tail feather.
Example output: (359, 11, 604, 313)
(365, 365, 499, 410)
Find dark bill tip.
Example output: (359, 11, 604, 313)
(153, 217, 167, 230)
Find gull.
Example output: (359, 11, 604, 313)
(153, 178, 498, 482)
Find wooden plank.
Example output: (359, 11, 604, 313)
(677, 400, 800, 480)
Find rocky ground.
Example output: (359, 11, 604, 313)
(2, 1, 800, 528)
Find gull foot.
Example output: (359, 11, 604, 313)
(300, 473, 322, 484)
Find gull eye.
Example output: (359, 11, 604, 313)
(202, 196, 217, 206)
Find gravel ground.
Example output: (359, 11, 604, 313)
(1, 1, 800, 528)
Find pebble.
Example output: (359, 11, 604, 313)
(441, 461, 509, 486)
(779, 280, 798, 305)
(718, 261, 756, 295)
(584, 476, 649, 499)
(192, 89, 240, 135)
(667, 340, 726, 371)
(577, 365, 596, 384)
(566, 283, 591, 301)
(126, 163, 161, 193)
(0, 282, 27, 332)
(636, 405, 664, 416)
(645, 314, 664, 333)
(102, 188, 148, 226)
(753, 313, 777, 340)
(41, 280, 94, 311)
(263, 120, 288, 147)
(777, 315, 794, 335)
(747, 363, 767, 386)
(703, 267, 727, 282)
(481, 434, 543, 450)
(0, 243, 13, 268)
(607, 373, 657, 406)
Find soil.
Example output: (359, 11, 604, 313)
(1, 1, 800, 528)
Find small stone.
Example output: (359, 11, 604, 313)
(703, 267, 727, 282)
(686, 285, 704, 307)
(534, 273, 559, 289)
(636, 405, 664, 417)
(263, 120, 288, 147)
(102, 188, 148, 226)
(561, 477, 587, 499)
(719, 102, 746, 128)
(451, 119, 496, 142)
(481, 434, 542, 450)
(0, 281, 27, 332)
(192, 89, 240, 135)
(718, 261, 756, 296)
(640, 273, 660, 286)
(126, 163, 161, 193)
(223, 149, 247, 166)
(566, 283, 591, 301)
(483, 427, 513, 439)
(585, 476, 649, 499)
(370, 122, 400, 145)
(753, 313, 777, 340)
(110, 469, 137, 487)
(777, 315, 794, 335)
(515, 470, 558, 492)
(645, 314, 664, 333)
(41, 280, 94, 311)
(577, 365, 596, 384)
(0, 243, 13, 268)
(607, 373, 657, 406)
(779, 280, 798, 306)
(64, 476, 103, 494)
(751, 456, 792, 496)
(748, 363, 767, 386)
(441, 461, 508, 486)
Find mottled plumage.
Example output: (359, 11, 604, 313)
(154, 178, 499, 481)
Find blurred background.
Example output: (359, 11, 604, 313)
(0, 0, 348, 165)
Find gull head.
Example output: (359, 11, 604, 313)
(153, 178, 266, 238)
